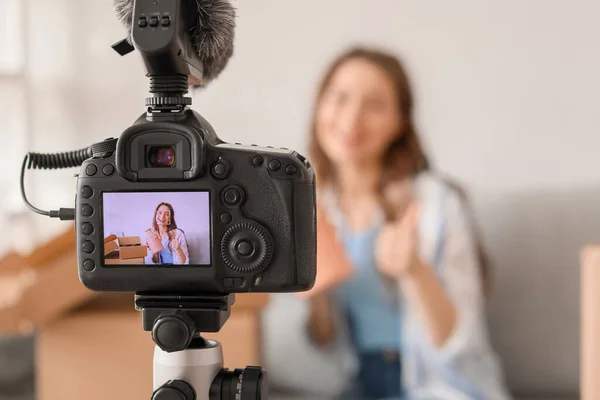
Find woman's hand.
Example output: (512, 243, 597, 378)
(145, 231, 159, 249)
(169, 240, 180, 252)
(169, 238, 187, 264)
(375, 202, 421, 279)
(298, 201, 354, 298)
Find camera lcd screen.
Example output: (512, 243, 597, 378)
(102, 191, 211, 266)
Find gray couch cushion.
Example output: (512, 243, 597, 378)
(480, 188, 591, 395)
(261, 293, 351, 397)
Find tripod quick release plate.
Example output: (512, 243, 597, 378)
(135, 294, 235, 352)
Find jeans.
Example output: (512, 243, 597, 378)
(337, 350, 404, 400)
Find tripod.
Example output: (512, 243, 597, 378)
(135, 294, 268, 400)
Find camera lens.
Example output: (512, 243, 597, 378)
(149, 146, 175, 167)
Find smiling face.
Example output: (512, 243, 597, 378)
(152, 203, 177, 230)
(155, 205, 172, 226)
(315, 57, 403, 169)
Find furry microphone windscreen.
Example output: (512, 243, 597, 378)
(113, 0, 236, 86)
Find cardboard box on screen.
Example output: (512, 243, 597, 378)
(105, 253, 144, 265)
(103, 235, 148, 262)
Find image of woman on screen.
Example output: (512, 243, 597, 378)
(144, 202, 190, 265)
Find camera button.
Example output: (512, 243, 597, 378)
(220, 213, 232, 224)
(212, 160, 230, 179)
(81, 186, 93, 199)
(82, 205, 94, 217)
(252, 155, 264, 167)
(138, 17, 148, 28)
(85, 164, 97, 176)
(268, 159, 281, 171)
(224, 188, 241, 205)
(82, 223, 94, 235)
(214, 163, 227, 175)
(161, 16, 170, 27)
(149, 16, 159, 27)
(83, 241, 95, 254)
(236, 240, 255, 257)
(285, 164, 297, 175)
(83, 259, 95, 272)
(102, 164, 115, 176)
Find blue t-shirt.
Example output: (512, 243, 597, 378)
(158, 236, 174, 264)
(334, 217, 402, 353)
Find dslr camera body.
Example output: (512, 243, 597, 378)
(75, 0, 317, 295)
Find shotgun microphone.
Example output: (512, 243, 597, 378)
(113, 0, 236, 87)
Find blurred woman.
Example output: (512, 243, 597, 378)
(304, 46, 511, 399)
(144, 202, 189, 265)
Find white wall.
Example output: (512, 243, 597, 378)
(3, 0, 600, 394)
(196, 0, 600, 193)
(12, 0, 599, 239)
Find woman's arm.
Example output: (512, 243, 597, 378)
(307, 292, 338, 347)
(172, 231, 190, 265)
(400, 260, 457, 348)
(144, 230, 160, 264)
(300, 201, 352, 347)
(174, 246, 186, 264)
(377, 202, 457, 348)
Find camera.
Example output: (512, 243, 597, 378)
(73, 0, 317, 295)
(77, 111, 316, 295)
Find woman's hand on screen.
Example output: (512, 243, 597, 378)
(145, 230, 155, 241)
(169, 240, 180, 251)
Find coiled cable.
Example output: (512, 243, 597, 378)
(20, 147, 92, 219)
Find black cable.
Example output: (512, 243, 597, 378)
(20, 147, 93, 220)
(20, 156, 48, 216)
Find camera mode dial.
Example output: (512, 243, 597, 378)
(91, 138, 118, 157)
(221, 222, 274, 274)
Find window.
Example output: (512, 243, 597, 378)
(0, 0, 25, 74)
(0, 0, 27, 215)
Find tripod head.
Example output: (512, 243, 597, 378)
(136, 294, 234, 352)
(136, 294, 268, 400)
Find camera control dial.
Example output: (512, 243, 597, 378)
(221, 222, 274, 274)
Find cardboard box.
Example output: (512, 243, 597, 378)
(117, 236, 148, 259)
(118, 236, 142, 246)
(104, 240, 119, 256)
(1, 226, 270, 400)
(105, 251, 145, 265)
(119, 244, 148, 260)
(103, 235, 148, 260)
